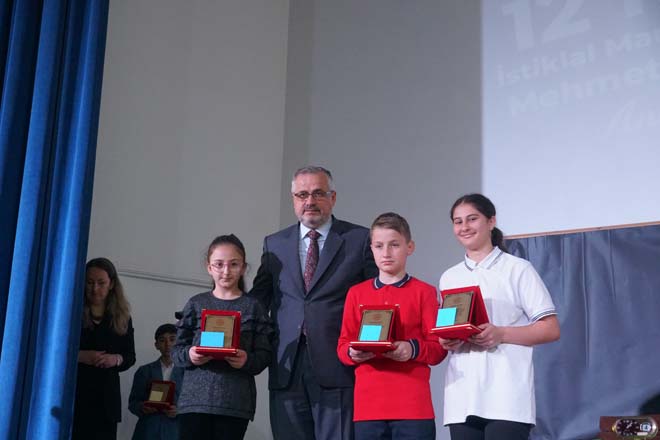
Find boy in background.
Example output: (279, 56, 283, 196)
(128, 323, 183, 440)
(337, 212, 446, 440)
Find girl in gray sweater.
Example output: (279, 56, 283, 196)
(172, 235, 273, 440)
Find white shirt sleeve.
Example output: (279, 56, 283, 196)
(516, 262, 556, 322)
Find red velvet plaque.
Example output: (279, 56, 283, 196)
(143, 380, 175, 410)
(430, 286, 489, 340)
(195, 309, 240, 358)
(349, 304, 398, 353)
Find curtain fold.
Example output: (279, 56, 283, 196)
(0, 0, 109, 438)
(508, 225, 660, 440)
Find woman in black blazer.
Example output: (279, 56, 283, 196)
(72, 257, 135, 440)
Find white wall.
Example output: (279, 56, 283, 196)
(88, 1, 289, 438)
(482, 0, 660, 235)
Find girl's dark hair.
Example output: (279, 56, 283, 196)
(450, 193, 507, 252)
(84, 257, 131, 334)
(206, 234, 247, 291)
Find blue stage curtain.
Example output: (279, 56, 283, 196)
(0, 0, 109, 438)
(508, 225, 660, 440)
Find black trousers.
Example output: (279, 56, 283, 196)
(448, 415, 532, 440)
(179, 413, 249, 440)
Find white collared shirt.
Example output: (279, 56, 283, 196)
(298, 219, 332, 274)
(439, 247, 557, 425)
(161, 360, 174, 382)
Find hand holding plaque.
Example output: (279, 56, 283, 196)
(430, 286, 489, 341)
(195, 309, 240, 359)
(349, 305, 398, 353)
(143, 380, 175, 411)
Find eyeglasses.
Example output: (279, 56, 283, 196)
(210, 261, 243, 272)
(292, 190, 334, 201)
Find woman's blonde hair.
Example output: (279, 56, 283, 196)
(83, 258, 131, 335)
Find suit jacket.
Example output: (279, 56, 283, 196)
(128, 359, 184, 440)
(250, 217, 377, 389)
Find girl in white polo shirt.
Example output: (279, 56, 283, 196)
(438, 194, 560, 440)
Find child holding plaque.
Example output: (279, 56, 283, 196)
(128, 323, 183, 440)
(337, 212, 446, 440)
(172, 235, 273, 440)
(439, 194, 560, 440)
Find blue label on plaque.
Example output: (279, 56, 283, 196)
(201, 331, 225, 347)
(359, 324, 382, 341)
(436, 307, 457, 327)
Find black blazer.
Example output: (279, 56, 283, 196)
(250, 217, 377, 389)
(74, 316, 136, 424)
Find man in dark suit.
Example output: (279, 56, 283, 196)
(250, 166, 377, 440)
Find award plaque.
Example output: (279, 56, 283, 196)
(195, 309, 240, 358)
(429, 286, 489, 340)
(599, 415, 660, 439)
(143, 380, 175, 410)
(349, 304, 398, 353)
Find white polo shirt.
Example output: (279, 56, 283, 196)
(439, 247, 556, 425)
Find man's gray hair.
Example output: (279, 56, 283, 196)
(291, 166, 335, 192)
